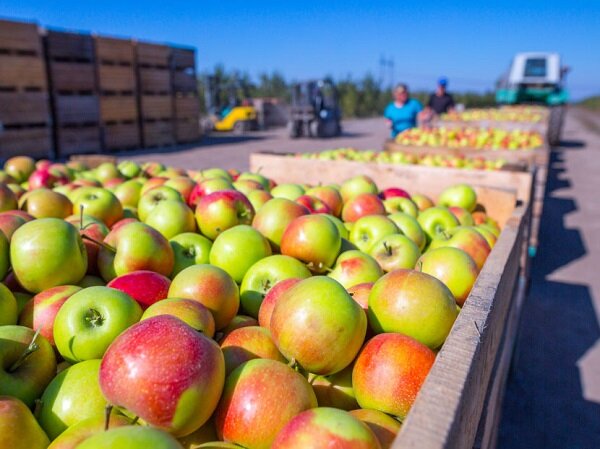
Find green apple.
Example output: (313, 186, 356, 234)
(383, 196, 418, 217)
(20, 189, 73, 219)
(388, 212, 427, 251)
(428, 226, 491, 271)
(53, 286, 142, 362)
(251, 198, 308, 252)
(201, 167, 233, 181)
(319, 214, 348, 239)
(0, 282, 17, 325)
(247, 190, 273, 212)
(340, 175, 378, 202)
(0, 396, 50, 449)
(438, 184, 477, 212)
(349, 215, 399, 253)
(240, 255, 311, 318)
(237, 172, 270, 189)
(13, 292, 32, 315)
(169, 232, 213, 277)
(113, 180, 143, 208)
(10, 218, 87, 293)
(78, 275, 106, 288)
(310, 364, 358, 410)
(46, 414, 131, 449)
(118, 160, 141, 178)
(72, 187, 123, 227)
(328, 250, 383, 289)
(144, 200, 196, 239)
(0, 325, 56, 407)
(94, 163, 121, 184)
(39, 359, 107, 439)
(417, 206, 459, 243)
(270, 183, 305, 201)
(369, 234, 421, 272)
(210, 225, 272, 283)
(76, 426, 184, 449)
(137, 186, 183, 222)
(141, 298, 216, 337)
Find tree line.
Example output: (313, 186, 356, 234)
(197, 65, 497, 118)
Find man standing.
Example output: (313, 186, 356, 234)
(384, 83, 423, 138)
(427, 77, 455, 115)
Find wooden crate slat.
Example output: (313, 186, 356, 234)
(142, 120, 174, 147)
(95, 36, 134, 64)
(175, 119, 200, 143)
(0, 19, 42, 53)
(49, 62, 96, 91)
(138, 68, 171, 92)
(140, 95, 173, 120)
(172, 71, 197, 92)
(0, 55, 47, 90)
(136, 42, 170, 66)
(174, 95, 199, 119)
(56, 126, 101, 156)
(102, 122, 140, 150)
(46, 30, 94, 61)
(0, 127, 51, 159)
(55, 95, 100, 124)
(171, 48, 195, 69)
(0, 92, 50, 125)
(98, 65, 136, 92)
(100, 96, 138, 122)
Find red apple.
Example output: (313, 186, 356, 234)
(107, 270, 171, 309)
(141, 298, 215, 337)
(252, 198, 308, 251)
(188, 178, 233, 208)
(347, 282, 373, 312)
(220, 326, 286, 374)
(306, 186, 343, 217)
(328, 250, 383, 289)
(0, 212, 27, 241)
(165, 176, 196, 203)
(341, 193, 386, 223)
(295, 195, 331, 214)
(195, 190, 255, 240)
(349, 409, 402, 449)
(429, 226, 491, 270)
(257, 278, 301, 329)
(380, 187, 411, 200)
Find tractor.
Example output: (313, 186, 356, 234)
(288, 79, 342, 138)
(202, 75, 258, 134)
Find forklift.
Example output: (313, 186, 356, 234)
(203, 75, 258, 134)
(288, 79, 342, 138)
(496, 52, 570, 145)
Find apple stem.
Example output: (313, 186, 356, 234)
(131, 415, 140, 425)
(104, 404, 113, 431)
(9, 328, 41, 372)
(309, 375, 319, 385)
(416, 260, 423, 271)
(383, 241, 393, 256)
(85, 308, 105, 327)
(33, 399, 42, 419)
(82, 234, 116, 253)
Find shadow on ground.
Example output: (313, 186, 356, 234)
(498, 145, 600, 448)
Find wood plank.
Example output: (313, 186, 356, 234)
(54, 95, 100, 124)
(136, 42, 170, 66)
(138, 68, 171, 92)
(175, 119, 200, 143)
(102, 122, 140, 150)
(94, 36, 134, 63)
(171, 47, 195, 69)
(98, 65, 136, 92)
(56, 126, 101, 156)
(0, 92, 51, 125)
(99, 96, 138, 122)
(49, 62, 96, 91)
(140, 95, 173, 120)
(174, 95, 199, 119)
(46, 30, 94, 61)
(0, 55, 47, 90)
(172, 71, 197, 92)
(0, 19, 42, 53)
(0, 127, 52, 158)
(142, 120, 174, 147)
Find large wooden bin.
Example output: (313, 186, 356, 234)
(249, 152, 532, 449)
(0, 19, 52, 159)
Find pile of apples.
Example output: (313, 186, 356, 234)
(0, 155, 501, 449)
(395, 126, 544, 150)
(297, 148, 508, 171)
(441, 107, 545, 123)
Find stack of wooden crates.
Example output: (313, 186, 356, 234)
(0, 19, 52, 158)
(172, 47, 201, 143)
(95, 36, 140, 151)
(45, 30, 102, 156)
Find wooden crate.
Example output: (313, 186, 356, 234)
(98, 65, 136, 93)
(171, 47, 195, 69)
(0, 19, 42, 54)
(138, 68, 171, 93)
(100, 95, 138, 123)
(48, 62, 96, 92)
(0, 126, 52, 159)
(249, 152, 531, 449)
(174, 94, 199, 119)
(136, 42, 170, 67)
(174, 119, 200, 143)
(54, 95, 100, 124)
(56, 126, 101, 156)
(0, 55, 47, 91)
(95, 36, 136, 94)
(102, 122, 140, 151)
(45, 30, 94, 61)
(95, 36, 134, 65)
(0, 92, 50, 125)
(140, 94, 172, 120)
(141, 120, 174, 147)
(69, 154, 117, 168)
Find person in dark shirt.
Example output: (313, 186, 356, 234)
(427, 77, 455, 115)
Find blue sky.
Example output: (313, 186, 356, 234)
(1, 1, 597, 99)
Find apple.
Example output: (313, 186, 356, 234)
(417, 206, 459, 242)
(141, 298, 215, 337)
(0, 211, 28, 241)
(0, 283, 17, 325)
(20, 189, 72, 219)
(411, 193, 434, 211)
(417, 247, 478, 306)
(341, 193, 386, 223)
(349, 215, 399, 252)
(76, 426, 184, 449)
(65, 214, 109, 275)
(247, 189, 272, 211)
(220, 326, 286, 374)
(310, 364, 358, 410)
(271, 276, 366, 375)
(240, 255, 311, 318)
(257, 278, 301, 329)
(54, 286, 142, 362)
(18, 285, 82, 346)
(210, 225, 272, 283)
(107, 270, 170, 309)
(449, 206, 474, 226)
(429, 226, 491, 270)
(11, 218, 87, 293)
(233, 179, 264, 196)
(95, 163, 122, 184)
(0, 325, 56, 406)
(4, 156, 36, 182)
(383, 196, 418, 217)
(295, 194, 332, 214)
(0, 396, 50, 449)
(117, 160, 141, 178)
(188, 178, 234, 208)
(176, 420, 219, 448)
(138, 186, 183, 222)
(219, 315, 258, 339)
(72, 187, 123, 227)
(368, 234, 421, 272)
(144, 200, 196, 239)
(113, 180, 143, 208)
(319, 213, 349, 239)
(368, 270, 458, 348)
(98, 221, 174, 282)
(438, 184, 477, 212)
(347, 282, 372, 312)
(169, 232, 213, 276)
(271, 407, 380, 449)
(7, 182, 26, 199)
(280, 214, 341, 273)
(474, 225, 498, 248)
(353, 333, 435, 419)
(38, 359, 106, 439)
(46, 414, 131, 449)
(201, 167, 233, 181)
(380, 187, 410, 200)
(28, 169, 67, 190)
(78, 275, 105, 288)
(0, 232, 8, 281)
(271, 183, 305, 201)
(196, 190, 255, 240)
(387, 212, 427, 251)
(328, 250, 383, 289)
(214, 359, 317, 448)
(349, 409, 402, 449)
(0, 183, 18, 212)
(165, 176, 196, 203)
(340, 175, 378, 202)
(100, 315, 225, 437)
(252, 198, 308, 251)
(168, 264, 239, 330)
(306, 185, 343, 217)
(140, 177, 167, 196)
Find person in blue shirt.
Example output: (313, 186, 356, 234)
(384, 83, 423, 138)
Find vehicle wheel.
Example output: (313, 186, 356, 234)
(547, 106, 565, 146)
(288, 121, 300, 138)
(310, 121, 321, 138)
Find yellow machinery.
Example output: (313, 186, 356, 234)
(204, 75, 258, 134)
(213, 105, 257, 133)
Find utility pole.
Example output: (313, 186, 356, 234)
(379, 55, 394, 88)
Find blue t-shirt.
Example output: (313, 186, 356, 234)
(384, 99, 423, 138)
